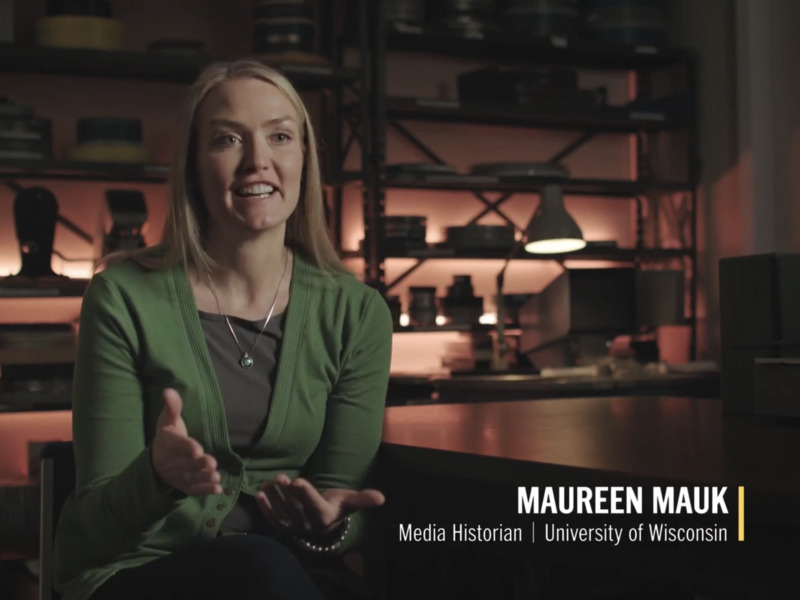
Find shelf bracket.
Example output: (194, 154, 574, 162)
(389, 119, 448, 165)
(344, 82, 363, 102)
(3, 179, 23, 193)
(547, 131, 596, 164)
(341, 124, 359, 166)
(463, 192, 521, 233)
(388, 120, 521, 228)
(386, 260, 427, 292)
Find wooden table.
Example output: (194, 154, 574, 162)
(432, 371, 720, 402)
(375, 396, 800, 598)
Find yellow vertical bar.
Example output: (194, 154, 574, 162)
(738, 486, 745, 541)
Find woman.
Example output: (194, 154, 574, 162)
(52, 60, 393, 600)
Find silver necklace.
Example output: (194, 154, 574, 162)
(206, 250, 289, 369)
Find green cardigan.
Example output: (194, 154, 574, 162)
(53, 252, 393, 600)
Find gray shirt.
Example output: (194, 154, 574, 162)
(198, 309, 285, 534)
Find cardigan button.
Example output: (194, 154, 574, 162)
(206, 518, 217, 528)
(224, 487, 235, 496)
(216, 503, 227, 511)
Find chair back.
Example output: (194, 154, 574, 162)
(39, 441, 75, 600)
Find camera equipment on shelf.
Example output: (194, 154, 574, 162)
(584, 0, 669, 46)
(385, 162, 459, 180)
(66, 117, 153, 163)
(469, 161, 569, 179)
(499, 0, 581, 38)
(383, 0, 426, 27)
(146, 38, 207, 58)
(458, 65, 606, 109)
(10, 186, 62, 279)
(253, 0, 327, 65)
(36, 0, 123, 50)
(0, 97, 53, 162)
(408, 286, 438, 326)
(434, 0, 498, 36)
(1, 185, 99, 295)
(100, 189, 149, 256)
(442, 275, 483, 325)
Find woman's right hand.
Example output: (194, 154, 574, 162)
(151, 388, 222, 496)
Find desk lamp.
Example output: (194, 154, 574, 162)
(524, 184, 586, 254)
(492, 184, 586, 370)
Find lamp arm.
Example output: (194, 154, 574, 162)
(495, 269, 507, 364)
(492, 240, 522, 371)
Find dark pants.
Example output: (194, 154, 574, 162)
(90, 534, 328, 600)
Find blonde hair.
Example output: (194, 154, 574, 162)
(123, 59, 348, 276)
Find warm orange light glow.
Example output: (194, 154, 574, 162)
(479, 312, 497, 325)
(0, 411, 72, 483)
(391, 331, 462, 375)
(0, 298, 83, 323)
(562, 260, 629, 269)
(0, 259, 19, 276)
(50, 258, 94, 279)
(657, 326, 691, 365)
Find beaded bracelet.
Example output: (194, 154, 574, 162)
(292, 515, 351, 554)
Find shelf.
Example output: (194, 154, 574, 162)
(0, 42, 360, 89)
(0, 391, 71, 412)
(1, 163, 692, 194)
(384, 97, 688, 133)
(343, 247, 691, 262)
(0, 278, 89, 298)
(394, 323, 522, 334)
(0, 159, 170, 183)
(385, 175, 692, 197)
(397, 323, 487, 333)
(382, 23, 694, 70)
(2, 162, 370, 186)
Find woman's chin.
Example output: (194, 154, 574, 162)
(233, 200, 295, 230)
(237, 214, 289, 234)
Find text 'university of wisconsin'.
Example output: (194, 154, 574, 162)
(518, 486, 729, 515)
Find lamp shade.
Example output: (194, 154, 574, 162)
(524, 184, 586, 254)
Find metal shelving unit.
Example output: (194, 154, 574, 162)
(384, 175, 691, 197)
(381, 23, 693, 69)
(0, 0, 371, 297)
(344, 246, 690, 262)
(0, 279, 89, 298)
(382, 96, 689, 132)
(0, 41, 360, 89)
(0, 159, 170, 183)
(356, 4, 700, 359)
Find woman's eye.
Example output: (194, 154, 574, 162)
(213, 134, 239, 147)
(273, 132, 292, 143)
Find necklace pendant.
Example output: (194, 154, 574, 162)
(240, 354, 254, 369)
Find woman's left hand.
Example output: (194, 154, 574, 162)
(256, 474, 385, 538)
